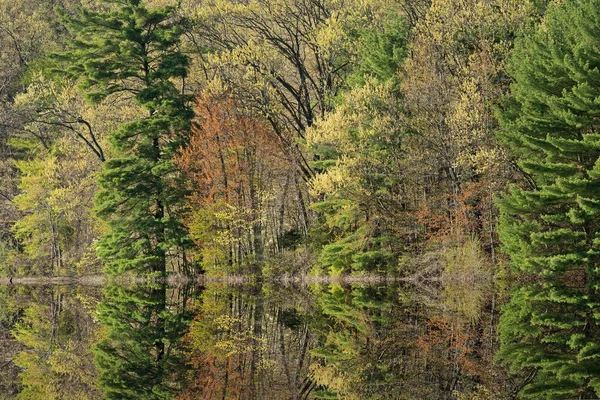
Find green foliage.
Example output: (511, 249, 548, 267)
(496, 0, 600, 397)
(309, 284, 419, 399)
(304, 10, 410, 275)
(308, 80, 406, 274)
(348, 16, 409, 88)
(94, 284, 193, 400)
(57, 0, 195, 276)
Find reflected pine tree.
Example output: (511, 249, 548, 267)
(95, 284, 194, 400)
(498, 284, 600, 399)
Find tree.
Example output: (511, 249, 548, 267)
(57, 0, 195, 276)
(306, 15, 410, 274)
(307, 81, 408, 274)
(497, 0, 600, 397)
(187, 0, 363, 180)
(0, 0, 72, 270)
(400, 0, 539, 255)
(176, 94, 289, 272)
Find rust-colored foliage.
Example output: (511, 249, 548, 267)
(176, 94, 292, 265)
(178, 307, 255, 400)
(177, 94, 283, 209)
(416, 179, 498, 247)
(179, 351, 251, 400)
(416, 314, 483, 378)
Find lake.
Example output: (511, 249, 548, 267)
(0, 278, 519, 399)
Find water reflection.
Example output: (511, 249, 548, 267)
(2, 285, 102, 399)
(4, 280, 514, 399)
(181, 283, 314, 399)
(95, 284, 194, 399)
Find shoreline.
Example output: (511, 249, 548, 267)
(0, 274, 416, 286)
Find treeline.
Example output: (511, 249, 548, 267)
(0, 0, 550, 278)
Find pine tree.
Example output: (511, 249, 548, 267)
(57, 0, 195, 276)
(497, 0, 600, 396)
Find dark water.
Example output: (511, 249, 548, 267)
(0, 280, 518, 399)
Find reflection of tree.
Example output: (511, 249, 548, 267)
(95, 284, 194, 400)
(180, 284, 315, 400)
(308, 284, 424, 399)
(0, 285, 24, 397)
(309, 283, 510, 400)
(10, 285, 102, 399)
(178, 281, 510, 399)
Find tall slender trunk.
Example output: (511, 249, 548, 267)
(153, 136, 167, 275)
(249, 285, 263, 399)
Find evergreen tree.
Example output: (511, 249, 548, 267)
(57, 0, 195, 276)
(497, 0, 600, 397)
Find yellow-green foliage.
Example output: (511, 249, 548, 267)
(307, 80, 406, 273)
(441, 237, 492, 322)
(11, 135, 101, 275)
(186, 0, 397, 152)
(308, 80, 403, 200)
(402, 0, 538, 182)
(212, 315, 265, 357)
(12, 290, 102, 400)
(0, 0, 56, 80)
(455, 385, 509, 400)
(185, 285, 267, 361)
(309, 363, 365, 400)
(8, 76, 141, 275)
(187, 201, 257, 274)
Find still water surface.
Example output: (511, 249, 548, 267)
(0, 280, 512, 399)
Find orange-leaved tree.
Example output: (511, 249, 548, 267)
(177, 94, 293, 273)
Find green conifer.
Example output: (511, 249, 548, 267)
(95, 284, 192, 399)
(57, 0, 195, 276)
(497, 0, 600, 397)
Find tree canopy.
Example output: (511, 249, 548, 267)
(58, 0, 196, 276)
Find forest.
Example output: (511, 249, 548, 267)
(2, 0, 600, 398)
(0, 0, 543, 280)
